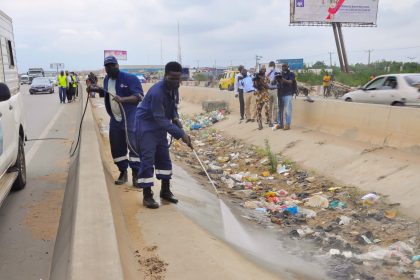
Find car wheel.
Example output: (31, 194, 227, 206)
(219, 85, 223, 90)
(228, 84, 234, 91)
(391, 101, 404, 106)
(12, 137, 26, 191)
(345, 98, 352, 102)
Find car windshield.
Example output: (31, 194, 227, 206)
(32, 78, 51, 85)
(404, 75, 420, 87)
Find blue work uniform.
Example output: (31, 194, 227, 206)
(104, 71, 143, 173)
(135, 80, 185, 188)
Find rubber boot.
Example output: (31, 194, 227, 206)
(132, 170, 138, 187)
(115, 170, 128, 185)
(143, 187, 159, 209)
(160, 179, 178, 204)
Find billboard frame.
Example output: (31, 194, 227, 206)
(290, 0, 379, 27)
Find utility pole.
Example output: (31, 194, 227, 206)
(255, 55, 262, 72)
(366, 49, 374, 65)
(328, 52, 334, 68)
(160, 39, 163, 65)
(177, 20, 182, 65)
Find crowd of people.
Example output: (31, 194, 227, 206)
(234, 61, 296, 131)
(57, 71, 80, 103)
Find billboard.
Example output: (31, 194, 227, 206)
(104, 50, 127, 60)
(276, 59, 304, 70)
(50, 63, 64, 69)
(291, 0, 379, 26)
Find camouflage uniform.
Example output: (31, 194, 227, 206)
(254, 76, 271, 129)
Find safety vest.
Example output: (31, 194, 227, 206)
(57, 75, 67, 88)
(72, 76, 77, 88)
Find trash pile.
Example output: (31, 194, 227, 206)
(180, 109, 227, 131)
(172, 124, 420, 280)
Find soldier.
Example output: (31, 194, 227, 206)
(253, 68, 271, 130)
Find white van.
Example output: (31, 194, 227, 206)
(0, 10, 27, 206)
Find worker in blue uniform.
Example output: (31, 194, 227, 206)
(87, 56, 143, 186)
(135, 61, 192, 209)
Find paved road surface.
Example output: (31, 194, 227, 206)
(0, 85, 81, 280)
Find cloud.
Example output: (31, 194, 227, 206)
(1, 0, 419, 71)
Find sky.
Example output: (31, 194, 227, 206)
(2, 0, 420, 72)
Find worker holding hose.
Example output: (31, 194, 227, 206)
(87, 55, 143, 186)
(135, 61, 193, 209)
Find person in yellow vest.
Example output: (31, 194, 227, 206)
(322, 72, 331, 98)
(57, 70, 67, 103)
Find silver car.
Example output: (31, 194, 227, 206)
(342, 74, 420, 106)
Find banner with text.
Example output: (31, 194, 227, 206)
(104, 50, 127, 60)
(291, 0, 379, 25)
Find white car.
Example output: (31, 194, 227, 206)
(342, 74, 420, 106)
(0, 10, 27, 207)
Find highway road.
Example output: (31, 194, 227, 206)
(0, 85, 81, 279)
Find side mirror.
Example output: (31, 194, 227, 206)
(0, 83, 11, 102)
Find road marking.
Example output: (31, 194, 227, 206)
(25, 106, 65, 164)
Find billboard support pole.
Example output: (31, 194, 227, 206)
(332, 23, 345, 72)
(337, 23, 349, 73)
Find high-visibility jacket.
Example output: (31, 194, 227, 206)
(72, 76, 77, 88)
(57, 75, 67, 88)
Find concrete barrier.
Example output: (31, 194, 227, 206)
(50, 94, 124, 280)
(179, 86, 420, 150)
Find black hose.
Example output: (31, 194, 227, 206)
(70, 89, 90, 157)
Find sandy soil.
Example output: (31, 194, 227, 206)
(24, 188, 64, 240)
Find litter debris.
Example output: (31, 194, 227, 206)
(305, 194, 329, 208)
(329, 200, 348, 209)
(171, 113, 420, 280)
(339, 215, 351, 225)
(384, 209, 398, 219)
(361, 193, 380, 205)
(276, 164, 288, 174)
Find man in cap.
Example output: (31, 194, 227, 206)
(135, 61, 193, 209)
(87, 56, 143, 186)
(275, 63, 296, 130)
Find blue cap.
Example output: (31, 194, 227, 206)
(104, 56, 118, 66)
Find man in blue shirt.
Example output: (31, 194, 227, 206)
(88, 56, 143, 186)
(135, 62, 193, 209)
(240, 68, 257, 123)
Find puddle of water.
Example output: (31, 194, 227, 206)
(172, 163, 328, 280)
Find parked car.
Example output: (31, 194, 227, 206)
(342, 74, 420, 106)
(49, 76, 57, 86)
(218, 70, 238, 91)
(29, 77, 54, 94)
(136, 74, 146, 83)
(20, 74, 30, 85)
(0, 9, 27, 207)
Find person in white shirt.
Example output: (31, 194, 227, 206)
(234, 65, 245, 121)
(65, 71, 73, 102)
(266, 61, 280, 124)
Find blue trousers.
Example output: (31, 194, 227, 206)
(136, 130, 172, 188)
(109, 118, 140, 172)
(59, 87, 66, 103)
